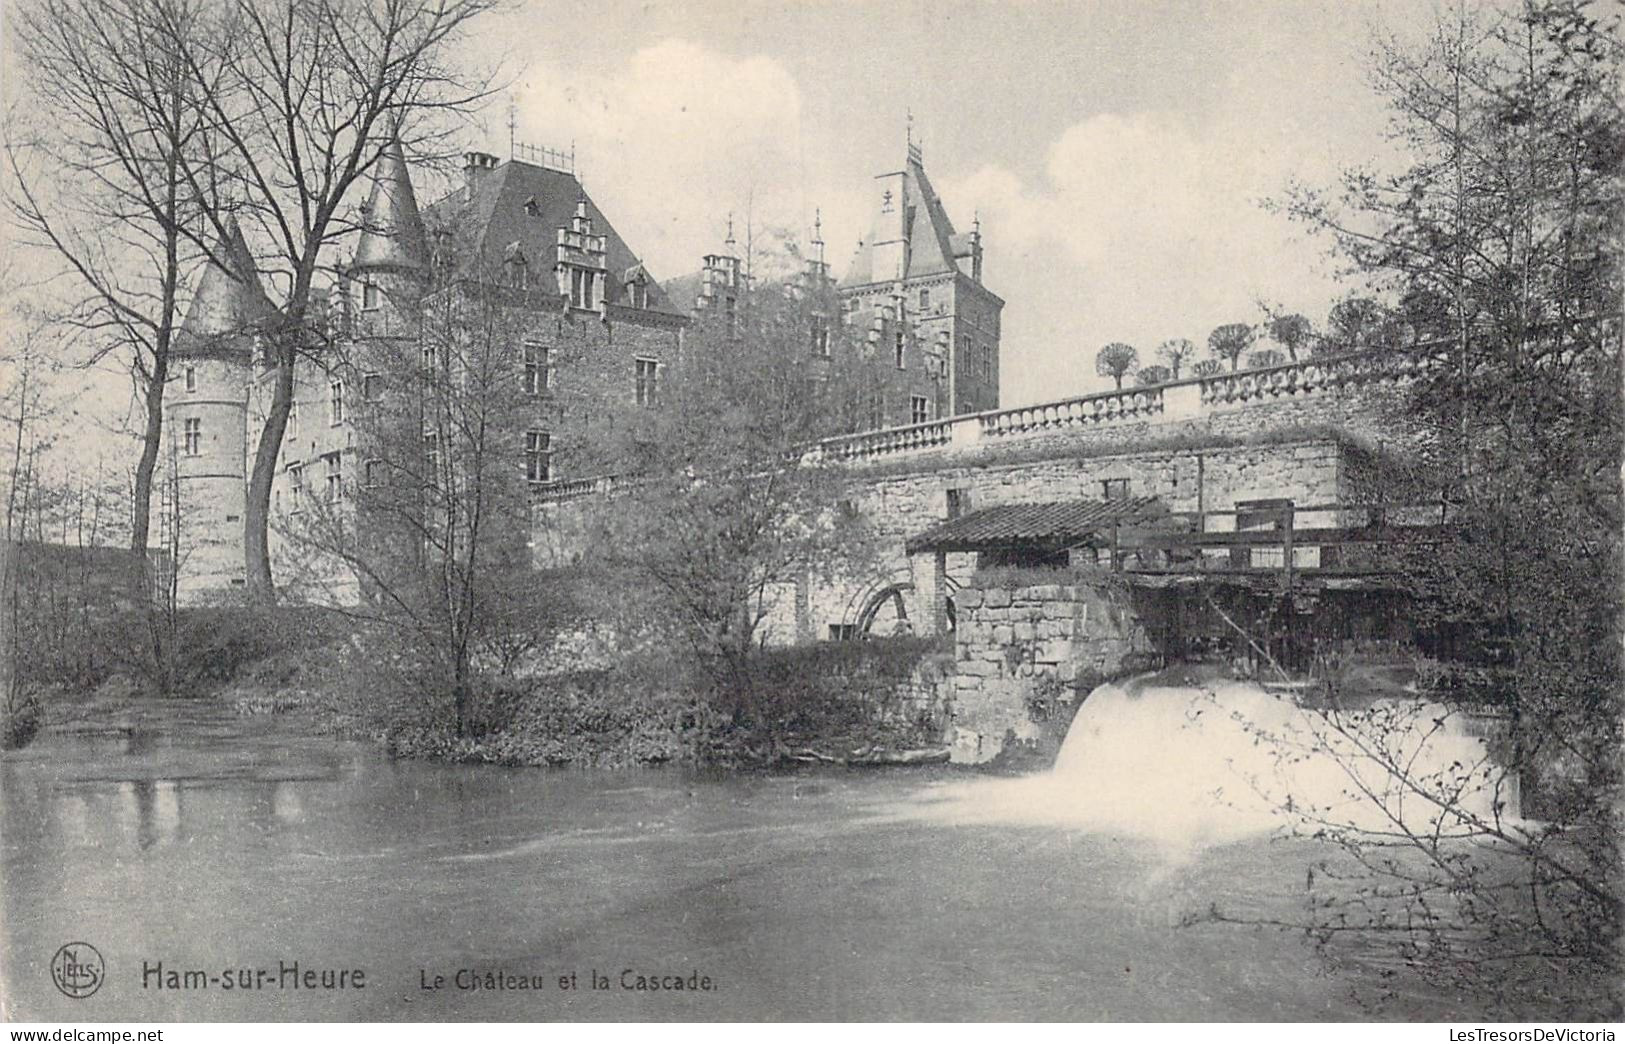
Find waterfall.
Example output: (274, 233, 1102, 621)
(907, 678, 1520, 850)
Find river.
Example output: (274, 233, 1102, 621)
(1, 692, 1469, 1021)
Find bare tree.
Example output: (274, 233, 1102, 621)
(1155, 337, 1196, 379)
(1135, 364, 1171, 386)
(168, 0, 501, 603)
(1206, 322, 1254, 372)
(593, 275, 871, 708)
(1266, 312, 1313, 360)
(1094, 341, 1138, 389)
(6, 0, 217, 559)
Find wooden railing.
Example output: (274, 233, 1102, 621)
(1110, 500, 1451, 585)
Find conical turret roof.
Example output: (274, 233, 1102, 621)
(353, 136, 429, 273)
(177, 219, 269, 356)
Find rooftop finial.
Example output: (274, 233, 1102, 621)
(724, 213, 736, 253)
(906, 108, 922, 163)
(811, 207, 824, 266)
(507, 95, 517, 159)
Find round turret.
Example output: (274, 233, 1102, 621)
(165, 221, 266, 601)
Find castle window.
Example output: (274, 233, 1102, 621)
(329, 380, 344, 425)
(569, 268, 596, 310)
(287, 401, 299, 439)
(288, 464, 304, 512)
(421, 345, 438, 379)
(919, 288, 930, 311)
(323, 452, 342, 502)
(910, 395, 930, 425)
(635, 358, 659, 407)
(523, 343, 551, 395)
(362, 373, 382, 403)
(184, 366, 197, 393)
(182, 417, 201, 456)
(946, 488, 968, 520)
(363, 458, 383, 488)
(423, 432, 440, 485)
(525, 431, 552, 483)
(868, 390, 885, 429)
(1102, 478, 1130, 501)
(895, 329, 906, 369)
(811, 318, 830, 358)
(362, 282, 380, 311)
(508, 260, 528, 290)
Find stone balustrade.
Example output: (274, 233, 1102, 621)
(532, 475, 617, 503)
(810, 348, 1412, 466)
(817, 417, 954, 461)
(1198, 349, 1416, 406)
(979, 385, 1163, 438)
(539, 349, 1417, 493)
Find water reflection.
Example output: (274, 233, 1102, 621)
(0, 694, 1474, 1022)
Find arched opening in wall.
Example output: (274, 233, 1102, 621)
(846, 574, 964, 639)
(857, 583, 913, 638)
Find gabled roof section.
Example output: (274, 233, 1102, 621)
(425, 158, 683, 316)
(905, 498, 1167, 554)
(353, 136, 430, 273)
(177, 219, 269, 356)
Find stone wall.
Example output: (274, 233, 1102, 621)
(805, 437, 1351, 640)
(947, 579, 1150, 763)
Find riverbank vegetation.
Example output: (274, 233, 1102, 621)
(1257, 0, 1622, 1016)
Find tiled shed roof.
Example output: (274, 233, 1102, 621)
(904, 497, 1167, 554)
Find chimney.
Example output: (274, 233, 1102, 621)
(463, 151, 499, 199)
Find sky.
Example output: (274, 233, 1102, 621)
(463, 0, 1413, 405)
(1, 0, 1428, 480)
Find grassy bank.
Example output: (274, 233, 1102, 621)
(225, 627, 955, 770)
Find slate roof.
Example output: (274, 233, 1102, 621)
(840, 149, 967, 289)
(175, 219, 270, 358)
(424, 159, 683, 316)
(904, 498, 1168, 554)
(353, 137, 430, 273)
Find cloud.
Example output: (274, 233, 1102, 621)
(941, 110, 1345, 404)
(510, 40, 834, 280)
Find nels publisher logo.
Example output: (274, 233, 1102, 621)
(50, 942, 105, 999)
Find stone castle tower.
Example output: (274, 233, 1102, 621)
(347, 134, 430, 338)
(839, 137, 1005, 419)
(163, 220, 267, 600)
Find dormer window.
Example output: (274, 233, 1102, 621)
(361, 282, 380, 311)
(569, 268, 596, 310)
(503, 241, 529, 290)
(523, 195, 540, 218)
(629, 280, 648, 309)
(811, 318, 830, 358)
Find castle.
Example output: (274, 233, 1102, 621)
(161, 132, 1004, 604)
